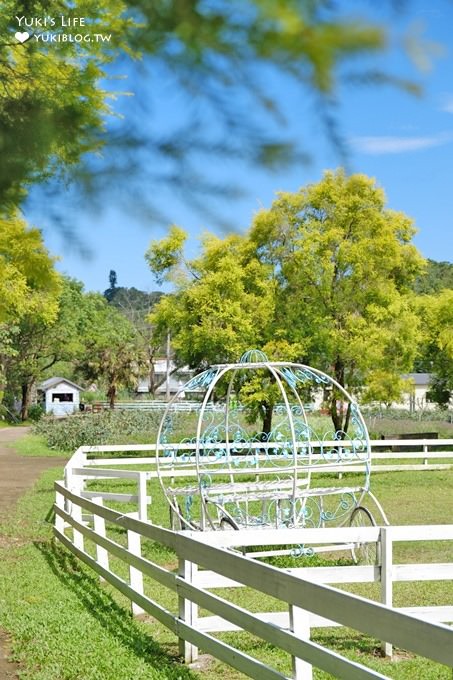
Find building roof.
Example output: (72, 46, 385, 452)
(402, 373, 433, 386)
(38, 377, 84, 392)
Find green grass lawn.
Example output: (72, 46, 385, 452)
(364, 415, 453, 440)
(0, 420, 32, 428)
(70, 464, 453, 679)
(7, 433, 67, 457)
(83, 467, 453, 679)
(0, 466, 199, 680)
(1, 437, 453, 679)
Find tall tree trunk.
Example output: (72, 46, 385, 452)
(21, 381, 33, 421)
(0, 356, 6, 402)
(148, 350, 156, 397)
(329, 395, 343, 434)
(331, 355, 346, 435)
(343, 401, 352, 433)
(107, 383, 116, 409)
(261, 403, 273, 438)
(0, 378, 5, 403)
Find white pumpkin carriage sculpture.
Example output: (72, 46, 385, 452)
(156, 350, 388, 563)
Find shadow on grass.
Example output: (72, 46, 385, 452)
(35, 539, 198, 679)
(312, 628, 391, 661)
(44, 504, 55, 524)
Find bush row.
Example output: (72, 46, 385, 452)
(362, 407, 452, 422)
(34, 409, 162, 452)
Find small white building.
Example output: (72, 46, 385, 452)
(397, 373, 435, 412)
(38, 377, 83, 416)
(137, 359, 194, 397)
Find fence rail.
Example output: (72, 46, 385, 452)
(62, 440, 453, 524)
(79, 438, 453, 474)
(92, 401, 225, 412)
(54, 443, 453, 679)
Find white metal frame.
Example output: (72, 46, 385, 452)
(155, 360, 376, 534)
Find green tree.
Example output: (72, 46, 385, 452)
(414, 259, 453, 294)
(147, 230, 276, 367)
(78, 295, 144, 407)
(3, 278, 90, 419)
(102, 269, 165, 395)
(0, 0, 134, 209)
(0, 214, 61, 324)
(103, 270, 118, 303)
(148, 171, 425, 433)
(107, 285, 164, 395)
(104, 269, 118, 302)
(147, 230, 281, 429)
(417, 289, 453, 407)
(250, 170, 425, 430)
(361, 371, 414, 410)
(0, 214, 61, 405)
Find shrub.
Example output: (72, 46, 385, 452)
(80, 390, 103, 405)
(34, 410, 162, 452)
(28, 404, 44, 422)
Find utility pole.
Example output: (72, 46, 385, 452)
(166, 331, 171, 401)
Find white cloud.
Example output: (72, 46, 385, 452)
(351, 133, 453, 155)
(440, 95, 453, 113)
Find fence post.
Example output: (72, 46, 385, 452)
(178, 557, 198, 664)
(64, 466, 72, 514)
(72, 500, 84, 551)
(93, 497, 109, 582)
(127, 513, 145, 616)
(380, 526, 393, 658)
(55, 489, 65, 534)
(138, 472, 148, 522)
(64, 450, 85, 514)
(423, 443, 428, 466)
(190, 562, 198, 662)
(289, 605, 312, 679)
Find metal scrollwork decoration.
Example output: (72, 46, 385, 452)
(155, 350, 376, 540)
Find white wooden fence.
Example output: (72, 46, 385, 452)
(64, 438, 453, 533)
(53, 441, 453, 679)
(194, 524, 453, 661)
(92, 401, 225, 412)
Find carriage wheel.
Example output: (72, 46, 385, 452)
(169, 503, 199, 531)
(220, 515, 239, 530)
(349, 506, 379, 565)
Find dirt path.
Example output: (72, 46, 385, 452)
(0, 427, 67, 513)
(0, 427, 67, 678)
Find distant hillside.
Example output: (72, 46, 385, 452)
(102, 260, 453, 313)
(103, 268, 163, 332)
(108, 286, 163, 314)
(414, 259, 453, 294)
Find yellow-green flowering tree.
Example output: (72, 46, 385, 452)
(0, 214, 61, 325)
(416, 289, 453, 407)
(147, 171, 425, 433)
(146, 227, 277, 367)
(0, 214, 61, 406)
(250, 170, 425, 430)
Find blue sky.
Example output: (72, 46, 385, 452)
(29, 1, 453, 294)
